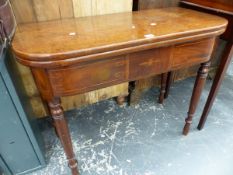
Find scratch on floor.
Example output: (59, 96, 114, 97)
(151, 117, 158, 137)
(107, 121, 121, 174)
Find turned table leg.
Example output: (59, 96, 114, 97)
(164, 71, 174, 99)
(159, 73, 168, 104)
(183, 62, 210, 135)
(48, 98, 79, 175)
(198, 43, 233, 130)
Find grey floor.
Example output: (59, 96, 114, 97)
(30, 60, 233, 175)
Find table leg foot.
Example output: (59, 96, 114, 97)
(183, 62, 210, 135)
(197, 122, 204, 131)
(159, 73, 168, 104)
(116, 95, 127, 106)
(48, 98, 80, 175)
(183, 121, 191, 136)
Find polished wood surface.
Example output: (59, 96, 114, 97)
(12, 7, 226, 65)
(11, 8, 227, 174)
(180, 0, 233, 130)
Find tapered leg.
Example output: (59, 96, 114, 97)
(198, 43, 233, 130)
(183, 62, 210, 135)
(48, 98, 79, 175)
(159, 73, 168, 104)
(164, 71, 174, 99)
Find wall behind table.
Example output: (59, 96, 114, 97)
(10, 0, 132, 118)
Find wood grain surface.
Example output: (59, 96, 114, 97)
(12, 8, 227, 64)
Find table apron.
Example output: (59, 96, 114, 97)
(43, 37, 215, 97)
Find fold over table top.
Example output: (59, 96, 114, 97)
(12, 7, 227, 66)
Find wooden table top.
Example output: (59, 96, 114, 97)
(12, 7, 227, 64)
(181, 0, 233, 15)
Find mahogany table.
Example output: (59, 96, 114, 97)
(11, 8, 226, 175)
(180, 0, 233, 130)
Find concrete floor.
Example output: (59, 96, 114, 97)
(30, 60, 233, 175)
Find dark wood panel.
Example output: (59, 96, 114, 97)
(172, 38, 215, 69)
(129, 47, 171, 79)
(48, 57, 127, 96)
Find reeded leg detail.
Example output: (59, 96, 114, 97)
(183, 62, 210, 135)
(164, 71, 174, 99)
(159, 73, 168, 104)
(48, 98, 79, 175)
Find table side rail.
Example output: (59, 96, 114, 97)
(47, 37, 215, 96)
